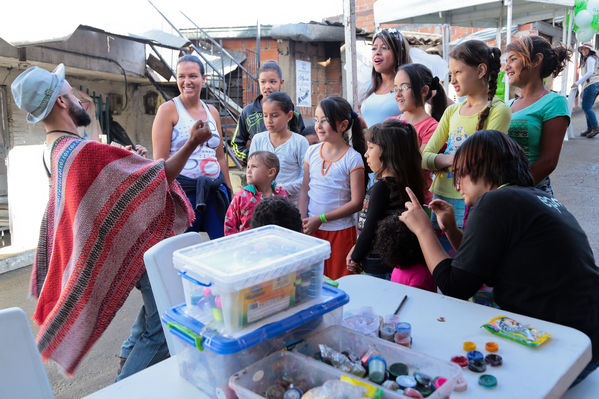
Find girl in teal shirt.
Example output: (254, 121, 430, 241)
(505, 36, 570, 196)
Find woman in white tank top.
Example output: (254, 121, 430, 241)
(152, 55, 232, 239)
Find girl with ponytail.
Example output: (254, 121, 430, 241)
(505, 36, 571, 196)
(389, 63, 448, 203)
(299, 96, 366, 279)
(421, 40, 511, 251)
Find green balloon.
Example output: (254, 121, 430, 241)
(576, 0, 589, 13)
(567, 13, 580, 31)
(592, 14, 599, 30)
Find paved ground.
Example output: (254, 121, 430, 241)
(0, 108, 598, 398)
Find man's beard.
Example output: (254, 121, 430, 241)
(66, 98, 91, 127)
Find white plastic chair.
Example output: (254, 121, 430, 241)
(0, 307, 53, 398)
(144, 232, 204, 355)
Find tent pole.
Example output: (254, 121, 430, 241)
(343, 0, 358, 109)
(565, 7, 576, 140)
(443, 24, 450, 93)
(505, 0, 512, 103)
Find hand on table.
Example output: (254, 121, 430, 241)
(302, 216, 321, 235)
(399, 187, 433, 236)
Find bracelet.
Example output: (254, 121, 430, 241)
(319, 213, 327, 223)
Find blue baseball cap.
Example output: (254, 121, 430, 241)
(11, 64, 65, 123)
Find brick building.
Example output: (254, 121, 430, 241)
(186, 24, 348, 124)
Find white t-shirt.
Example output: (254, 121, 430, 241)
(304, 143, 364, 231)
(249, 131, 309, 206)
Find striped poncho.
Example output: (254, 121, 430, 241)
(31, 136, 194, 375)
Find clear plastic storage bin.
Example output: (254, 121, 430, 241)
(162, 285, 348, 399)
(173, 225, 330, 334)
(293, 325, 462, 398)
(229, 350, 403, 399)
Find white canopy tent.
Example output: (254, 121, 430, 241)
(373, 0, 575, 102)
(373, 0, 574, 28)
(372, 0, 577, 138)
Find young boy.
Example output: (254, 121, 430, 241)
(224, 151, 288, 235)
(231, 61, 311, 165)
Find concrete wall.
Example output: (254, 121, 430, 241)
(221, 37, 343, 122)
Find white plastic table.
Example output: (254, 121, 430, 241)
(85, 275, 592, 399)
(338, 274, 592, 398)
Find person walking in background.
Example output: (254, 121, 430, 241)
(572, 43, 599, 138)
(505, 36, 570, 196)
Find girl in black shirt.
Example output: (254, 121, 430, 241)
(347, 119, 426, 280)
(400, 130, 599, 386)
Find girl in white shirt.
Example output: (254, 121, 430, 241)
(299, 96, 367, 280)
(249, 92, 309, 205)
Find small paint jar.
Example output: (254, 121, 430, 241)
(379, 322, 396, 341)
(394, 322, 412, 347)
(368, 355, 387, 384)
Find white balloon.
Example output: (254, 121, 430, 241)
(588, 0, 599, 14)
(578, 26, 596, 42)
(576, 10, 594, 28)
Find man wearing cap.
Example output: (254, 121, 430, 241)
(11, 64, 210, 377)
(573, 43, 599, 138)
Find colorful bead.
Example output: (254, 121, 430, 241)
(466, 350, 484, 361)
(450, 355, 468, 368)
(389, 362, 409, 377)
(468, 359, 487, 373)
(453, 376, 468, 392)
(485, 342, 498, 352)
(478, 374, 498, 389)
(396, 375, 417, 389)
(463, 341, 476, 351)
(485, 354, 503, 367)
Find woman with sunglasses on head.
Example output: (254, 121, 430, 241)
(400, 130, 599, 387)
(152, 54, 232, 240)
(359, 28, 411, 128)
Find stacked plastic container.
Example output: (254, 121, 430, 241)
(164, 225, 346, 398)
(229, 325, 462, 398)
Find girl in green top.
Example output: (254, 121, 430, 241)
(505, 36, 570, 197)
(422, 40, 511, 252)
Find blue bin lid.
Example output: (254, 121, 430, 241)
(162, 284, 349, 355)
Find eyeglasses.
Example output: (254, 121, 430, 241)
(313, 118, 329, 126)
(393, 84, 411, 94)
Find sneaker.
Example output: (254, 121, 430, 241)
(587, 127, 599, 138)
(581, 129, 591, 137)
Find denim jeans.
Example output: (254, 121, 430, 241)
(581, 82, 599, 129)
(115, 272, 169, 381)
(570, 359, 599, 388)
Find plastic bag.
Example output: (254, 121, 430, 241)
(343, 307, 380, 337)
(319, 344, 366, 377)
(482, 316, 551, 347)
(301, 380, 367, 399)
